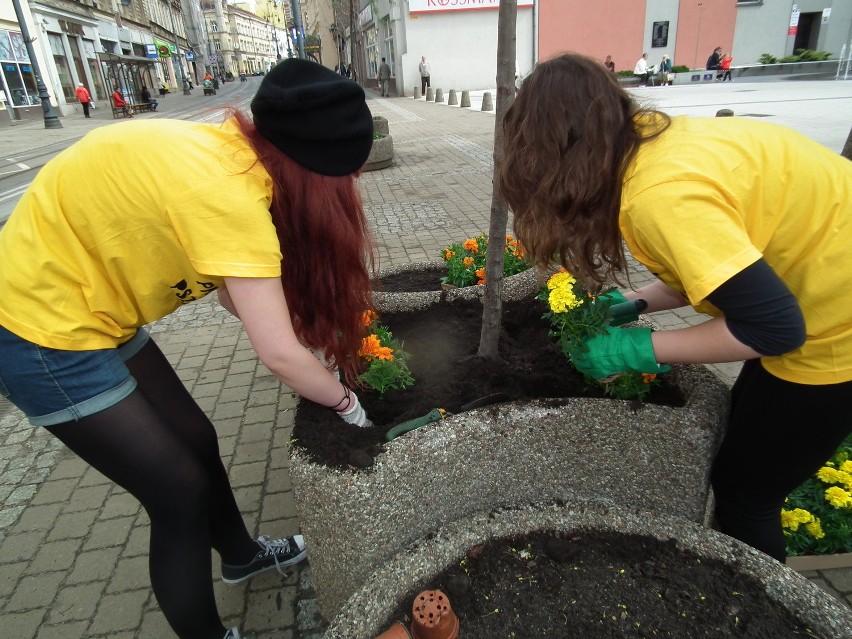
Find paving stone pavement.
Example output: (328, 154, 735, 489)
(1, 78, 851, 638)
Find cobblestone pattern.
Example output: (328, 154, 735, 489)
(1, 90, 850, 639)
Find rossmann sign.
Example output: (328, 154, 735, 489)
(409, 0, 534, 14)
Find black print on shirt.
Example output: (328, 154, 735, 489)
(170, 279, 218, 304)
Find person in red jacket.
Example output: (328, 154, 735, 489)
(74, 83, 92, 118)
(112, 88, 133, 117)
(719, 53, 734, 82)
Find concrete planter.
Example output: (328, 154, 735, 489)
(364, 115, 394, 171)
(290, 265, 731, 620)
(370, 260, 540, 313)
(324, 502, 852, 638)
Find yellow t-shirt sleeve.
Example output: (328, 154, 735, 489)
(621, 180, 762, 308)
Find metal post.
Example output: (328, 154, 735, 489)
(167, 0, 191, 94)
(290, 0, 305, 59)
(10, 0, 62, 128)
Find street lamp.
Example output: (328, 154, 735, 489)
(10, 0, 62, 128)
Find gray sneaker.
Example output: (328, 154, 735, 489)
(221, 535, 307, 584)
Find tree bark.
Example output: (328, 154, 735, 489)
(478, 0, 518, 360)
(842, 124, 852, 161)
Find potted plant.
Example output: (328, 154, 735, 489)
(323, 502, 852, 638)
(784, 434, 852, 571)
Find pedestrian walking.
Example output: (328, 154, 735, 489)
(378, 57, 392, 97)
(419, 55, 431, 96)
(0, 58, 376, 639)
(74, 82, 92, 118)
(499, 53, 852, 565)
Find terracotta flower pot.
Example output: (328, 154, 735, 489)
(410, 590, 458, 639)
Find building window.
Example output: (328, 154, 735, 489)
(48, 33, 74, 101)
(365, 26, 377, 78)
(382, 17, 394, 71)
(1, 30, 39, 107)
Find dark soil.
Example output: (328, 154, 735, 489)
(387, 529, 824, 638)
(293, 271, 684, 469)
(374, 266, 445, 292)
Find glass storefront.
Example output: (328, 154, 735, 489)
(0, 29, 39, 107)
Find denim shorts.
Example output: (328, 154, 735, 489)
(0, 324, 149, 427)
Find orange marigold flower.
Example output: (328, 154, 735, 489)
(515, 244, 526, 258)
(443, 249, 455, 261)
(359, 334, 395, 362)
(463, 256, 475, 268)
(361, 310, 378, 327)
(463, 238, 479, 253)
(505, 234, 513, 243)
(642, 373, 657, 384)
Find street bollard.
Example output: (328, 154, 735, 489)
(481, 91, 493, 111)
(715, 108, 734, 117)
(448, 89, 458, 106)
(460, 90, 471, 108)
(425, 87, 434, 101)
(435, 88, 444, 103)
(414, 86, 421, 99)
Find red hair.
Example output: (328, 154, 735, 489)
(231, 110, 375, 384)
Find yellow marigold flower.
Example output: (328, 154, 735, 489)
(825, 486, 852, 509)
(463, 238, 479, 253)
(840, 461, 852, 474)
(805, 519, 825, 539)
(463, 256, 475, 268)
(443, 249, 455, 261)
(546, 270, 575, 290)
(361, 310, 378, 327)
(817, 466, 849, 485)
(548, 287, 582, 314)
(781, 508, 813, 531)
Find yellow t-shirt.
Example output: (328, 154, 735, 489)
(0, 117, 281, 350)
(620, 115, 852, 385)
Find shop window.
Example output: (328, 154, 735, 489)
(365, 26, 377, 78)
(49, 33, 74, 101)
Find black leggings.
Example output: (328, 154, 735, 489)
(711, 359, 852, 562)
(47, 339, 259, 639)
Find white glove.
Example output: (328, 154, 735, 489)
(338, 392, 374, 428)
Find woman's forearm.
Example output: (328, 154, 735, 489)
(622, 279, 689, 313)
(651, 316, 762, 364)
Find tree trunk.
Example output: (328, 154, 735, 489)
(842, 124, 852, 161)
(478, 0, 518, 360)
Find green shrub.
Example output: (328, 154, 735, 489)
(672, 65, 690, 73)
(759, 49, 832, 65)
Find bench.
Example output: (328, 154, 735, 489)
(132, 102, 155, 114)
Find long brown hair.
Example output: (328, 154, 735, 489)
(500, 53, 669, 289)
(232, 110, 375, 383)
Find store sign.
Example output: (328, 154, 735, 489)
(145, 43, 158, 58)
(788, 4, 800, 36)
(409, 0, 533, 14)
(185, 50, 195, 61)
(153, 39, 177, 58)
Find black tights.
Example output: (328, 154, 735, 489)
(47, 339, 259, 639)
(711, 360, 852, 562)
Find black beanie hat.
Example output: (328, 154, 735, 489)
(250, 59, 373, 176)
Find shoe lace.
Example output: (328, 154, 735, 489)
(256, 535, 293, 576)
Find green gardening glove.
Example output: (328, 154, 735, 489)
(597, 289, 640, 326)
(568, 326, 670, 380)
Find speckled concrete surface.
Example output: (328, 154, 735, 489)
(291, 274, 731, 620)
(324, 502, 852, 639)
